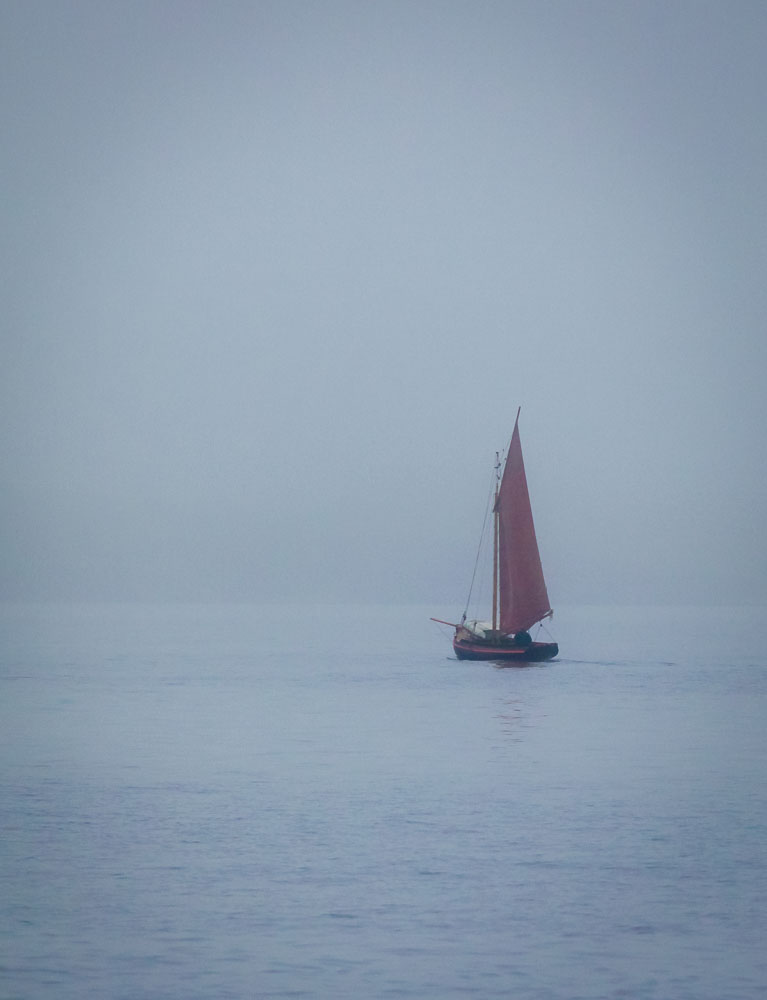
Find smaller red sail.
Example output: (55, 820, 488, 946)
(496, 413, 552, 634)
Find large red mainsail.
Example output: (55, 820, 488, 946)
(496, 413, 552, 634)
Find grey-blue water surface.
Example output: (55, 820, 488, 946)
(1, 602, 765, 1000)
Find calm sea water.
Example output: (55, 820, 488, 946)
(1, 602, 765, 1000)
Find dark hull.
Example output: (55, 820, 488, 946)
(453, 638, 558, 662)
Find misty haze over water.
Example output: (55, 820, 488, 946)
(2, 1, 766, 608)
(2, 4, 767, 999)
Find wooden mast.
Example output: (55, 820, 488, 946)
(491, 450, 501, 633)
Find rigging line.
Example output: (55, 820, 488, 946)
(463, 466, 496, 621)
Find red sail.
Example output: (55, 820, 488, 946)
(497, 414, 552, 634)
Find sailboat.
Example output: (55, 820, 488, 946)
(433, 409, 558, 662)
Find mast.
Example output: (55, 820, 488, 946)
(491, 450, 501, 632)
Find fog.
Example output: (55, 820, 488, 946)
(2, 1, 766, 607)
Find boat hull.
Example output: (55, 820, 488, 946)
(453, 638, 558, 662)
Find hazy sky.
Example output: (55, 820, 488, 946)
(2, 0, 766, 607)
